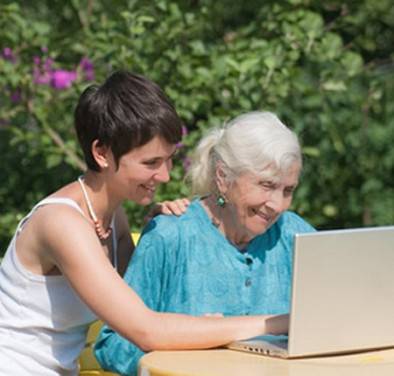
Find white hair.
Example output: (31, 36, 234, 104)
(186, 111, 302, 197)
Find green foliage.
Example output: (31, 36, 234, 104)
(1, 0, 393, 254)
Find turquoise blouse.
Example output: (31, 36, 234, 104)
(94, 198, 315, 375)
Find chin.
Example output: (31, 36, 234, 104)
(251, 224, 271, 237)
(136, 196, 155, 206)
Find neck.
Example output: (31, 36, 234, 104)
(202, 196, 222, 227)
(81, 174, 113, 221)
(78, 175, 113, 239)
(202, 196, 251, 249)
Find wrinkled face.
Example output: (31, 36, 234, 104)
(219, 162, 301, 241)
(112, 136, 177, 205)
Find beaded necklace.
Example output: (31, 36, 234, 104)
(78, 176, 112, 240)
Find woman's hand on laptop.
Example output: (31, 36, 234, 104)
(265, 314, 289, 335)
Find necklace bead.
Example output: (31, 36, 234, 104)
(78, 176, 112, 241)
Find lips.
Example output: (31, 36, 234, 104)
(142, 184, 157, 193)
(253, 209, 271, 223)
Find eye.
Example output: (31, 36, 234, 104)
(284, 186, 296, 197)
(259, 181, 276, 190)
(144, 159, 162, 167)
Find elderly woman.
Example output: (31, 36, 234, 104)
(95, 111, 316, 375)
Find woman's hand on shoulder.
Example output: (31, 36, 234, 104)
(144, 198, 190, 225)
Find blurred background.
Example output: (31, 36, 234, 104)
(1, 0, 393, 255)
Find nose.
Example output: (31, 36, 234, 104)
(266, 189, 287, 213)
(156, 159, 172, 183)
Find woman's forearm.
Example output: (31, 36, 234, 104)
(128, 311, 288, 352)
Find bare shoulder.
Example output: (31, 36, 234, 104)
(15, 202, 93, 275)
(31, 201, 87, 233)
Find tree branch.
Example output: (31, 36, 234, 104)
(45, 127, 86, 171)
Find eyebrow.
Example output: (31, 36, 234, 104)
(256, 174, 280, 184)
(143, 147, 178, 162)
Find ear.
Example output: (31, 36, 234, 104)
(91, 140, 110, 169)
(215, 162, 229, 194)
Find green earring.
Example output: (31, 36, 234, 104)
(217, 195, 227, 207)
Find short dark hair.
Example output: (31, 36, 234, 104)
(74, 71, 182, 171)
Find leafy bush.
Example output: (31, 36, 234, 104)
(1, 0, 393, 254)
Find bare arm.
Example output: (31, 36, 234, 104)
(43, 206, 287, 352)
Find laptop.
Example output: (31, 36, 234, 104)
(227, 226, 394, 358)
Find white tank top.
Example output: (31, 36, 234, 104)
(0, 198, 117, 375)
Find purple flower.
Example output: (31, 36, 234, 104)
(50, 70, 76, 90)
(42, 58, 54, 70)
(3, 47, 11, 56)
(34, 72, 51, 85)
(2, 47, 17, 63)
(84, 70, 95, 81)
(181, 125, 188, 136)
(80, 57, 95, 82)
(41, 46, 48, 54)
(11, 91, 21, 104)
(33, 55, 54, 86)
(30, 53, 95, 90)
(81, 57, 94, 71)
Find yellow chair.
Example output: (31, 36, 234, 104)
(131, 232, 140, 245)
(78, 320, 121, 376)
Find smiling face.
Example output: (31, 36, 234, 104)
(218, 161, 301, 246)
(112, 136, 177, 205)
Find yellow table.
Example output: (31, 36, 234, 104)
(139, 348, 394, 376)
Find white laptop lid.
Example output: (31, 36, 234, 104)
(228, 226, 394, 358)
(288, 225, 394, 357)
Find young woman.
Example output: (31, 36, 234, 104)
(0, 72, 287, 376)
